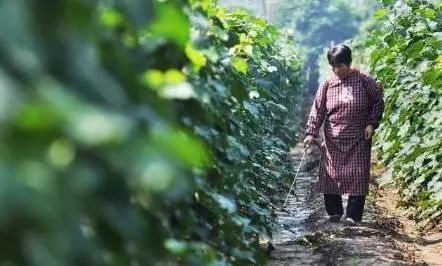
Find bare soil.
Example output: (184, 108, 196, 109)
(266, 142, 441, 266)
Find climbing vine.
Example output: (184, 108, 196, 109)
(0, 0, 302, 264)
(366, 0, 441, 229)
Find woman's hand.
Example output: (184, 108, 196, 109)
(303, 135, 315, 148)
(365, 124, 375, 140)
(376, 81, 382, 90)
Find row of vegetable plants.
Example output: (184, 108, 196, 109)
(0, 0, 302, 264)
(361, 0, 441, 229)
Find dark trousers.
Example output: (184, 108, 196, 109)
(324, 194, 366, 222)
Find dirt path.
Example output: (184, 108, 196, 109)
(267, 142, 436, 266)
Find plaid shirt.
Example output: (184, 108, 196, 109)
(306, 71, 384, 195)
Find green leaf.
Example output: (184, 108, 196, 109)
(159, 83, 196, 99)
(185, 43, 207, 70)
(137, 160, 177, 193)
(142, 69, 164, 89)
(243, 101, 259, 118)
(69, 110, 133, 146)
(48, 139, 75, 168)
(421, 68, 440, 86)
(149, 2, 190, 49)
(99, 8, 124, 28)
(164, 239, 188, 255)
(373, 8, 388, 20)
(420, 8, 437, 19)
(164, 69, 186, 84)
(150, 127, 211, 168)
(226, 136, 250, 161)
(381, 0, 393, 6)
(213, 193, 236, 213)
(16, 103, 62, 131)
(231, 57, 248, 74)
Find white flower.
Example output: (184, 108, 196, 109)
(244, 45, 253, 56)
(249, 91, 260, 99)
(160, 82, 196, 99)
(267, 66, 278, 72)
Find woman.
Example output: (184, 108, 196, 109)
(304, 44, 384, 225)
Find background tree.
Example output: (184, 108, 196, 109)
(275, 0, 378, 90)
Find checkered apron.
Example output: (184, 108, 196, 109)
(305, 71, 384, 195)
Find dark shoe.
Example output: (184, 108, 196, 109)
(328, 215, 341, 223)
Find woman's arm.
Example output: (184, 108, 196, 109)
(364, 76, 385, 129)
(305, 81, 328, 137)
